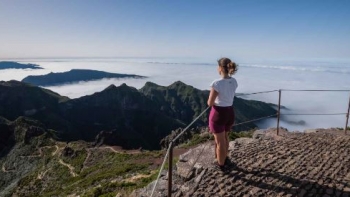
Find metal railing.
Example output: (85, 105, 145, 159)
(150, 89, 350, 197)
(276, 89, 350, 135)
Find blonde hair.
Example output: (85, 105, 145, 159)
(218, 57, 238, 75)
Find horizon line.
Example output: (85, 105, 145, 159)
(1, 56, 350, 62)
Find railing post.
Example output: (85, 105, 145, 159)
(168, 142, 174, 197)
(277, 89, 282, 135)
(345, 95, 350, 134)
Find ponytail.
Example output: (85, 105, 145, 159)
(227, 62, 238, 75)
(218, 57, 238, 76)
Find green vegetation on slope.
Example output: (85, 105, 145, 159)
(10, 143, 164, 197)
(0, 118, 164, 197)
(1, 117, 258, 196)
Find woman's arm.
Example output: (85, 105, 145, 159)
(207, 88, 218, 106)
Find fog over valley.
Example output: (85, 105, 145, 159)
(1, 57, 349, 132)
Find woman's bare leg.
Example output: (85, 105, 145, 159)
(213, 132, 226, 165)
(214, 143, 217, 159)
(225, 132, 230, 158)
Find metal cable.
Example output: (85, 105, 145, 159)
(236, 89, 350, 97)
(281, 89, 350, 92)
(281, 113, 347, 116)
(236, 90, 279, 96)
(172, 107, 210, 143)
(233, 114, 278, 127)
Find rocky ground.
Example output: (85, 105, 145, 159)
(134, 128, 350, 197)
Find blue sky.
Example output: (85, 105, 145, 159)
(0, 0, 349, 60)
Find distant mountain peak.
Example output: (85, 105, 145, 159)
(142, 81, 193, 91)
(104, 84, 117, 90)
(168, 81, 196, 93)
(69, 69, 106, 73)
(0, 61, 43, 70)
(100, 83, 138, 94)
(170, 80, 187, 86)
(144, 81, 161, 87)
(22, 69, 146, 86)
(169, 81, 195, 90)
(0, 80, 33, 87)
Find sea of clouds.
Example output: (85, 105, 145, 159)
(1, 57, 349, 132)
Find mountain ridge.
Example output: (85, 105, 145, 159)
(21, 69, 146, 86)
(0, 80, 276, 150)
(0, 61, 43, 70)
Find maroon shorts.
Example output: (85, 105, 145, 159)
(209, 106, 235, 133)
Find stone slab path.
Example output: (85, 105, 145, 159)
(136, 128, 350, 197)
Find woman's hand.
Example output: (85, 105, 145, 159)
(207, 88, 218, 106)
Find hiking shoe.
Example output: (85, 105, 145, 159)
(224, 157, 237, 167)
(224, 157, 231, 165)
(212, 160, 226, 171)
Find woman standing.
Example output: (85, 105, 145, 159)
(207, 57, 238, 169)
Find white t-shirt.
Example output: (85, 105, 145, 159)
(210, 77, 238, 107)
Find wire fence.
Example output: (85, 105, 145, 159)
(282, 113, 347, 116)
(236, 90, 279, 96)
(281, 89, 350, 92)
(150, 89, 350, 197)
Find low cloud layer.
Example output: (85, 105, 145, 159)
(1, 58, 349, 132)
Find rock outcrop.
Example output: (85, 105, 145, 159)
(134, 128, 350, 196)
